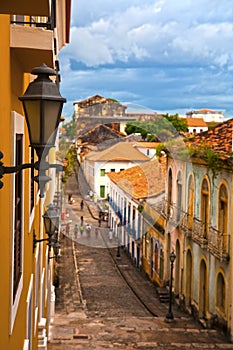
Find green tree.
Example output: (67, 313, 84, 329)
(125, 114, 187, 142)
(63, 116, 77, 139)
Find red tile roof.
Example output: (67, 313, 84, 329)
(107, 159, 165, 199)
(185, 118, 207, 127)
(187, 118, 233, 157)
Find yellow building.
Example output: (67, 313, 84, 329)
(0, 1, 71, 349)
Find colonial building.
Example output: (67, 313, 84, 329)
(107, 159, 166, 274)
(74, 94, 127, 118)
(185, 118, 208, 134)
(186, 109, 224, 123)
(0, 2, 71, 349)
(73, 94, 158, 135)
(162, 118, 233, 338)
(82, 142, 150, 199)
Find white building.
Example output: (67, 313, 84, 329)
(82, 142, 150, 199)
(186, 109, 224, 123)
(132, 142, 159, 159)
(186, 118, 208, 134)
(107, 159, 165, 268)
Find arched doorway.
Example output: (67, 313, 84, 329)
(199, 259, 208, 318)
(150, 237, 153, 278)
(186, 250, 192, 306)
(167, 232, 171, 281)
(175, 240, 180, 295)
(201, 178, 210, 238)
(187, 175, 194, 229)
(216, 272, 226, 314)
(154, 244, 159, 272)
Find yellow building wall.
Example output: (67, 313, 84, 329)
(0, 14, 45, 350)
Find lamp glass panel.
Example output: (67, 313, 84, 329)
(43, 215, 51, 234)
(43, 208, 59, 235)
(23, 100, 41, 144)
(43, 101, 62, 146)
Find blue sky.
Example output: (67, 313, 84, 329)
(58, 0, 233, 120)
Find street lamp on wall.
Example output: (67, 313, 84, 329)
(166, 250, 176, 321)
(33, 203, 60, 254)
(0, 64, 66, 197)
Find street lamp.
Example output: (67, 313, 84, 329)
(33, 203, 60, 252)
(166, 250, 176, 320)
(0, 64, 66, 197)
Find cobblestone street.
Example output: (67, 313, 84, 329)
(48, 175, 233, 349)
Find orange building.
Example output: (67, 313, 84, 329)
(0, 1, 71, 349)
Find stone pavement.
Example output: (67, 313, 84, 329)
(48, 175, 233, 349)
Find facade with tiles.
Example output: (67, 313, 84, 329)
(163, 119, 233, 337)
(0, 1, 71, 349)
(107, 118, 233, 338)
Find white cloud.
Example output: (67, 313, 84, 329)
(59, 0, 233, 118)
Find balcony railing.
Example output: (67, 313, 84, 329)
(162, 201, 229, 262)
(10, 0, 56, 30)
(11, 15, 52, 30)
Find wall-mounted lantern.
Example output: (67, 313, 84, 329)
(0, 63, 66, 197)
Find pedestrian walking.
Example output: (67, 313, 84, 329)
(86, 223, 91, 237)
(80, 215, 84, 225)
(109, 229, 113, 242)
(98, 218, 101, 227)
(80, 225, 84, 235)
(65, 222, 70, 236)
(95, 227, 99, 238)
(89, 190, 93, 200)
(80, 200, 84, 210)
(74, 224, 78, 239)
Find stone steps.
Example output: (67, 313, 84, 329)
(157, 287, 170, 303)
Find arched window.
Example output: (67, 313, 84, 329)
(201, 178, 210, 238)
(187, 175, 194, 229)
(177, 171, 182, 221)
(216, 272, 226, 312)
(154, 244, 158, 271)
(218, 184, 228, 233)
(167, 168, 173, 216)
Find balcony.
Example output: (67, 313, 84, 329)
(163, 201, 229, 262)
(10, 17, 54, 73)
(0, 0, 50, 16)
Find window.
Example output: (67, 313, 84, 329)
(14, 134, 23, 299)
(176, 171, 182, 221)
(187, 175, 194, 229)
(100, 185, 105, 198)
(100, 169, 105, 176)
(201, 178, 210, 237)
(216, 272, 226, 313)
(30, 149, 35, 213)
(218, 184, 228, 251)
(167, 168, 173, 216)
(159, 249, 164, 280)
(154, 244, 158, 271)
(10, 111, 24, 334)
(110, 169, 115, 172)
(128, 203, 131, 224)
